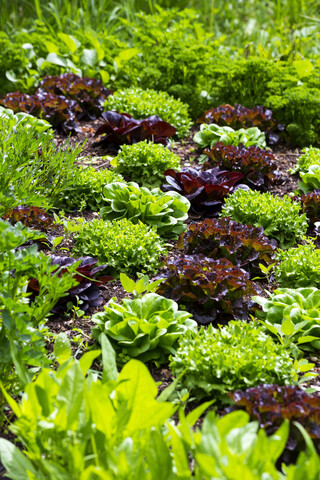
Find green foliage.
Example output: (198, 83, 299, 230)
(290, 147, 320, 175)
(106, 87, 192, 138)
(100, 182, 190, 238)
(0, 106, 52, 132)
(254, 287, 320, 353)
(193, 124, 266, 150)
(73, 217, 167, 276)
(111, 140, 181, 187)
(220, 189, 308, 249)
(0, 114, 83, 215)
(273, 238, 320, 288)
(56, 166, 123, 211)
(92, 293, 197, 365)
(170, 321, 295, 403)
(299, 164, 320, 193)
(0, 219, 77, 425)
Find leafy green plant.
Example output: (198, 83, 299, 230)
(106, 87, 192, 138)
(111, 140, 181, 187)
(273, 239, 320, 288)
(221, 189, 308, 248)
(56, 166, 124, 211)
(299, 164, 320, 194)
(92, 292, 197, 365)
(169, 321, 296, 403)
(73, 217, 167, 276)
(100, 182, 190, 238)
(194, 124, 266, 150)
(157, 254, 257, 324)
(0, 106, 52, 132)
(253, 287, 320, 353)
(290, 147, 320, 175)
(0, 220, 77, 425)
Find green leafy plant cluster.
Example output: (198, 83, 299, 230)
(254, 287, 320, 353)
(1, 341, 318, 479)
(106, 87, 192, 138)
(0, 106, 52, 132)
(169, 321, 296, 403)
(92, 291, 197, 366)
(100, 182, 190, 238)
(56, 166, 123, 211)
(194, 123, 266, 150)
(221, 189, 308, 248)
(73, 217, 167, 276)
(273, 239, 320, 288)
(111, 140, 181, 187)
(0, 219, 77, 425)
(290, 147, 320, 175)
(299, 165, 320, 194)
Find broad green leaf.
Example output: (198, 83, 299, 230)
(100, 333, 118, 382)
(58, 32, 78, 53)
(0, 439, 37, 480)
(79, 349, 101, 375)
(54, 332, 71, 365)
(120, 273, 136, 293)
(281, 317, 295, 336)
(44, 52, 67, 67)
(167, 424, 191, 479)
(81, 48, 97, 67)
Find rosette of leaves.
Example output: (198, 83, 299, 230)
(197, 104, 283, 145)
(73, 218, 167, 276)
(169, 321, 295, 403)
(111, 140, 181, 188)
(202, 142, 277, 190)
(105, 87, 192, 138)
(273, 239, 320, 288)
(0, 90, 82, 133)
(0, 106, 52, 133)
(253, 287, 320, 352)
(221, 189, 308, 249)
(162, 167, 244, 216)
(227, 384, 320, 464)
(300, 190, 320, 224)
(290, 147, 320, 175)
(299, 165, 320, 194)
(56, 167, 124, 211)
(177, 217, 277, 273)
(92, 293, 197, 365)
(100, 182, 190, 238)
(193, 123, 266, 150)
(3, 205, 52, 232)
(94, 111, 176, 151)
(156, 254, 257, 324)
(37, 73, 111, 119)
(29, 256, 113, 314)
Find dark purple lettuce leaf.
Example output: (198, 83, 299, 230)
(3, 205, 53, 232)
(37, 73, 111, 120)
(156, 254, 258, 324)
(29, 256, 113, 314)
(162, 167, 244, 216)
(94, 111, 176, 151)
(202, 142, 277, 191)
(300, 190, 320, 225)
(197, 104, 285, 145)
(226, 384, 320, 465)
(177, 217, 277, 274)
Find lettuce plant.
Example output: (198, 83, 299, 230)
(197, 103, 283, 145)
(105, 87, 192, 138)
(100, 182, 190, 238)
(273, 239, 320, 288)
(221, 189, 308, 249)
(73, 218, 167, 276)
(253, 287, 320, 352)
(56, 166, 124, 211)
(177, 217, 277, 273)
(227, 384, 320, 465)
(92, 293, 197, 365)
(299, 164, 320, 194)
(290, 147, 320, 175)
(111, 140, 181, 188)
(300, 190, 320, 224)
(95, 111, 176, 150)
(157, 254, 257, 324)
(0, 105, 52, 132)
(3, 205, 52, 231)
(193, 123, 266, 150)
(202, 141, 277, 190)
(169, 321, 295, 402)
(162, 167, 244, 216)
